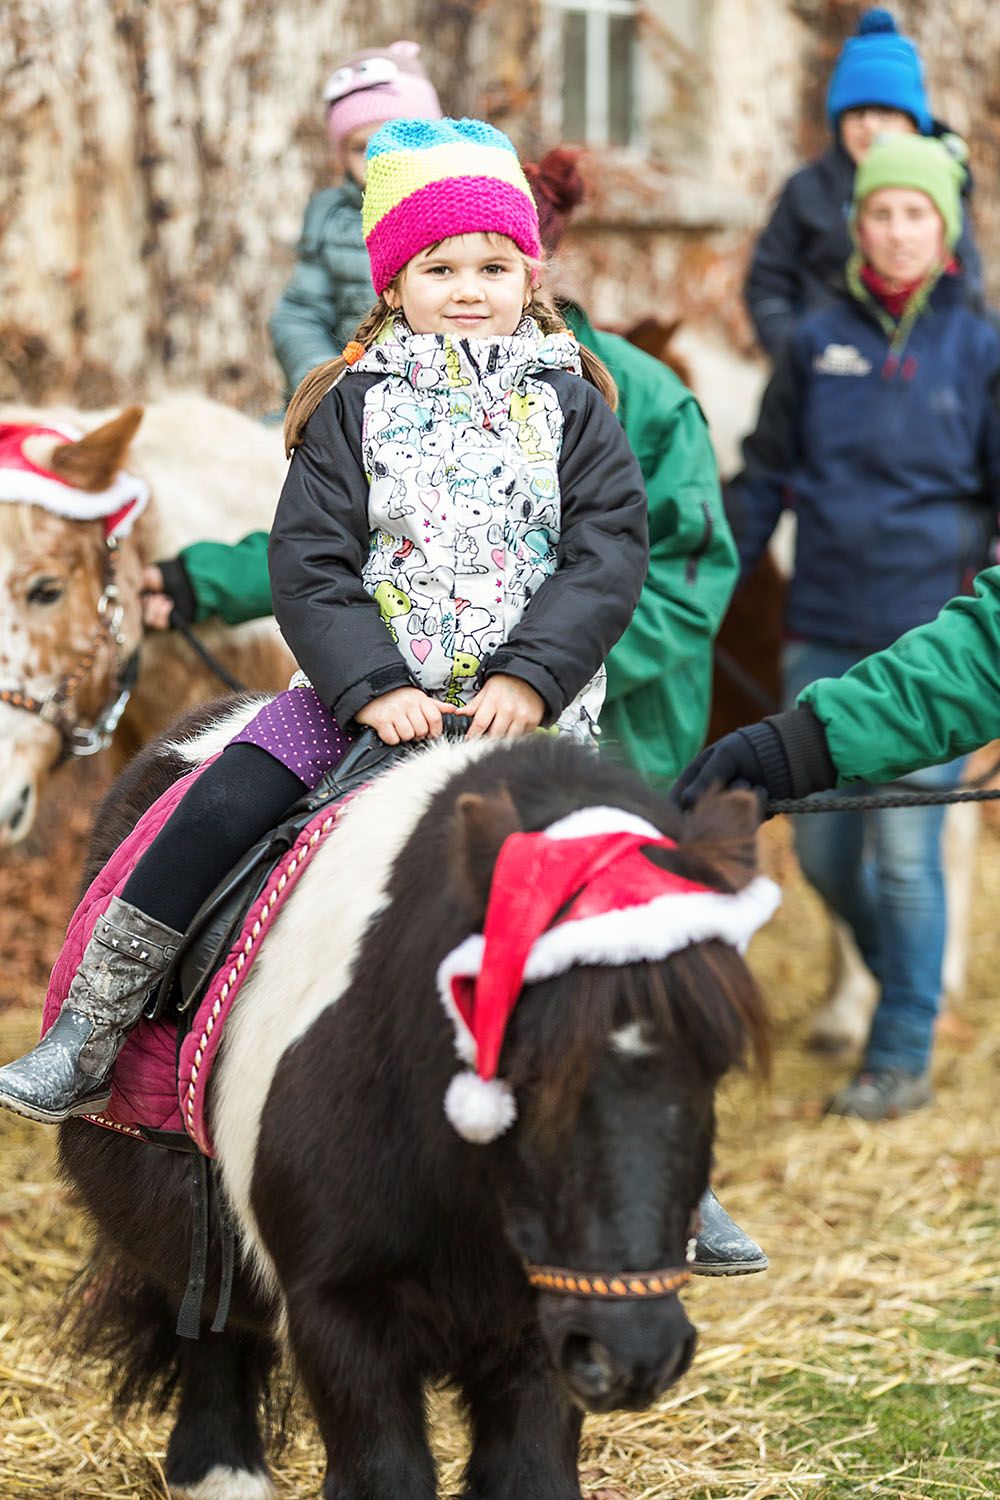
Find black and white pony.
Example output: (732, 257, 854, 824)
(58, 705, 772, 1500)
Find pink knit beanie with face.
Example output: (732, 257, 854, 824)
(324, 41, 442, 151)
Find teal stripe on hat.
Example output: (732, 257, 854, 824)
(367, 116, 519, 159)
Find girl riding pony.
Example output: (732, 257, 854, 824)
(0, 117, 649, 1123)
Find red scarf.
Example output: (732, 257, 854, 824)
(860, 258, 958, 320)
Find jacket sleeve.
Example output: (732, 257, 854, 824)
(485, 377, 649, 721)
(743, 179, 805, 359)
(726, 339, 804, 582)
(172, 532, 273, 626)
(268, 380, 416, 724)
(605, 394, 736, 701)
(799, 565, 1000, 783)
(268, 196, 345, 394)
(957, 206, 986, 313)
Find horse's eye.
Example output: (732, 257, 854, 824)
(27, 576, 65, 606)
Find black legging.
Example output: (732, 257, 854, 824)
(122, 744, 307, 933)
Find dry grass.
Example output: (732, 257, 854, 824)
(1, 800, 998, 1498)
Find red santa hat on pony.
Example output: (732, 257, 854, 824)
(438, 806, 781, 1143)
(0, 421, 148, 539)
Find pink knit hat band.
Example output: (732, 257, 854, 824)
(366, 176, 543, 294)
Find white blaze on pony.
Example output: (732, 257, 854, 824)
(0, 397, 293, 846)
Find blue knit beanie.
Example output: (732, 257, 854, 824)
(827, 9, 931, 135)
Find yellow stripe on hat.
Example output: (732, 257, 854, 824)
(363, 142, 533, 235)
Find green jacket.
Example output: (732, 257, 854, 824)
(162, 532, 272, 627)
(562, 306, 737, 780)
(268, 180, 374, 393)
(173, 306, 736, 778)
(800, 565, 1000, 784)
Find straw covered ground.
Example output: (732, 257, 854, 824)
(1, 767, 998, 1499)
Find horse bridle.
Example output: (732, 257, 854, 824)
(0, 535, 139, 762)
(523, 1210, 698, 1300)
(524, 1263, 692, 1299)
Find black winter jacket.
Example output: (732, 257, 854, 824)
(269, 372, 649, 727)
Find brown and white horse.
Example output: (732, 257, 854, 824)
(0, 397, 294, 846)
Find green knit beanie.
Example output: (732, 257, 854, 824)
(852, 133, 967, 249)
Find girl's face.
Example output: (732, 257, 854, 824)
(839, 106, 917, 165)
(386, 234, 531, 337)
(340, 124, 380, 187)
(857, 186, 945, 287)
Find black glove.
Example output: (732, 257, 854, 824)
(157, 556, 199, 628)
(670, 707, 837, 812)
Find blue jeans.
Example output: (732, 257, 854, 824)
(783, 641, 965, 1077)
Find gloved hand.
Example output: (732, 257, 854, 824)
(671, 707, 837, 812)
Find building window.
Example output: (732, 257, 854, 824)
(551, 0, 637, 147)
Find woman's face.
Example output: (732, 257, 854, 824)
(857, 186, 945, 287)
(386, 234, 531, 337)
(840, 106, 917, 165)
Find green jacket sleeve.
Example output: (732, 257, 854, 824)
(800, 565, 1000, 783)
(605, 393, 736, 701)
(178, 531, 273, 626)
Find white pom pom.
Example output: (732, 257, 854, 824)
(444, 1071, 517, 1143)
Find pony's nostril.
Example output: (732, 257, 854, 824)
(561, 1332, 617, 1400)
(653, 1328, 698, 1397)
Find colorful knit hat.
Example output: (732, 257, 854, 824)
(827, 9, 931, 134)
(324, 41, 441, 152)
(852, 133, 966, 249)
(362, 117, 543, 296)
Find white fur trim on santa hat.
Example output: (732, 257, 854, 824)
(436, 934, 483, 1064)
(444, 1070, 517, 1143)
(544, 806, 662, 842)
(0, 467, 149, 532)
(522, 874, 781, 981)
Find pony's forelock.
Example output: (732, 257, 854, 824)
(504, 940, 768, 1142)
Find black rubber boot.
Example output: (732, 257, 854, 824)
(0, 897, 181, 1125)
(691, 1187, 769, 1276)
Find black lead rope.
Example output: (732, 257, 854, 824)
(766, 783, 1000, 816)
(172, 619, 248, 694)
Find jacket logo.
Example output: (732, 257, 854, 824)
(813, 343, 872, 376)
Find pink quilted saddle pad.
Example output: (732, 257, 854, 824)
(41, 761, 345, 1155)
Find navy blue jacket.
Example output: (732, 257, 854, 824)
(745, 140, 984, 359)
(728, 274, 1000, 653)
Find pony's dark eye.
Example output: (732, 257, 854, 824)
(27, 576, 65, 606)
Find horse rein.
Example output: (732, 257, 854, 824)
(0, 536, 139, 762)
(524, 1262, 691, 1300)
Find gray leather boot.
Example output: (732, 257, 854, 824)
(0, 897, 181, 1125)
(691, 1187, 769, 1276)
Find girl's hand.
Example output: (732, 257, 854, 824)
(457, 674, 545, 740)
(141, 566, 174, 630)
(355, 687, 448, 745)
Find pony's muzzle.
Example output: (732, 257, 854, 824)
(539, 1293, 697, 1413)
